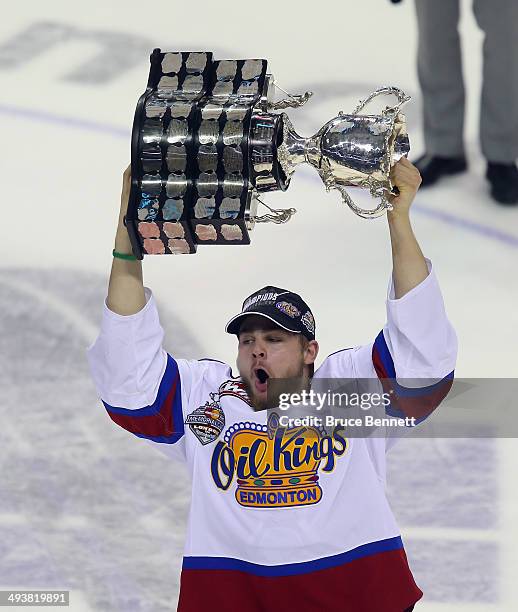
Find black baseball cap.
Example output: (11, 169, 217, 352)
(225, 286, 316, 341)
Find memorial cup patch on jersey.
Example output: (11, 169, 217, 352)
(211, 413, 348, 508)
(185, 393, 225, 445)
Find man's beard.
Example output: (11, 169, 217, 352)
(239, 361, 306, 411)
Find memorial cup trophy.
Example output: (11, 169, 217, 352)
(125, 49, 411, 258)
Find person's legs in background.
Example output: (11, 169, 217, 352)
(414, 0, 468, 185)
(474, 0, 518, 204)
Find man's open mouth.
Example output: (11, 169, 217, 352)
(256, 368, 269, 384)
(253, 367, 269, 393)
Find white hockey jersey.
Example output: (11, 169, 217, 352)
(87, 261, 457, 612)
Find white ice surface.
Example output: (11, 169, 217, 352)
(1, 0, 517, 610)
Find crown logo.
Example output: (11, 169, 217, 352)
(211, 413, 348, 508)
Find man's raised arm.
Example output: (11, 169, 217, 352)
(369, 157, 457, 421)
(324, 158, 458, 425)
(87, 167, 186, 452)
(386, 157, 428, 298)
(107, 166, 146, 315)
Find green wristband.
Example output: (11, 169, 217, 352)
(112, 249, 137, 261)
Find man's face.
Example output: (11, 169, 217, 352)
(236, 315, 318, 410)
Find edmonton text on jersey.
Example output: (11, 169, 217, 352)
(210, 417, 348, 508)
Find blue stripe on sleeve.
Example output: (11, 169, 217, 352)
(103, 354, 180, 416)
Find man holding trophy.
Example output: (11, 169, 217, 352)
(87, 51, 457, 611)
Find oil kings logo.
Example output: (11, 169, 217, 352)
(210, 413, 348, 508)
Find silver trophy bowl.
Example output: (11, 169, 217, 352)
(276, 87, 411, 219)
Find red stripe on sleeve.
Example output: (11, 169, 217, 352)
(107, 373, 179, 437)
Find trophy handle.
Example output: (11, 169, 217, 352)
(253, 195, 297, 224)
(333, 184, 394, 220)
(267, 80, 313, 110)
(352, 86, 410, 116)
